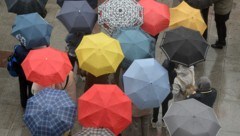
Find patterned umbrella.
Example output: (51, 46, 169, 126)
(98, 0, 143, 35)
(73, 127, 114, 136)
(24, 88, 77, 136)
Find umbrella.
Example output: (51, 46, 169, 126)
(56, 1, 97, 33)
(139, 0, 170, 36)
(112, 27, 155, 69)
(123, 58, 170, 109)
(75, 32, 124, 77)
(5, 0, 47, 15)
(185, 0, 213, 9)
(11, 13, 53, 49)
(78, 84, 132, 135)
(24, 88, 77, 136)
(73, 127, 114, 136)
(21, 47, 72, 87)
(57, 0, 98, 9)
(160, 26, 209, 66)
(163, 99, 221, 136)
(169, 1, 207, 35)
(98, 0, 143, 35)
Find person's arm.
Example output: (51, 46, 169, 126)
(172, 79, 182, 101)
(189, 66, 195, 85)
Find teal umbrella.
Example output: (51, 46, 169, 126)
(112, 27, 155, 69)
(123, 58, 170, 109)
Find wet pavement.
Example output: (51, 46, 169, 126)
(0, 0, 240, 136)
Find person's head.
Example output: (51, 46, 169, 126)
(185, 84, 196, 97)
(197, 76, 211, 92)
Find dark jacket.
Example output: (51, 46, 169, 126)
(162, 59, 177, 85)
(65, 33, 84, 56)
(188, 88, 217, 107)
(14, 45, 30, 77)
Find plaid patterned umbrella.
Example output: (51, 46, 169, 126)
(73, 127, 114, 136)
(98, 0, 143, 35)
(23, 88, 77, 136)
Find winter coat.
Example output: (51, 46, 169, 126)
(172, 65, 195, 101)
(188, 88, 217, 107)
(213, 0, 233, 15)
(31, 71, 77, 102)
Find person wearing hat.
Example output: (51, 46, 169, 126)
(188, 76, 217, 107)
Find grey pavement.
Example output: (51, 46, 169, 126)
(0, 0, 240, 136)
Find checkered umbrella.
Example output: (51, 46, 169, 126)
(98, 0, 143, 35)
(23, 88, 77, 136)
(73, 127, 114, 136)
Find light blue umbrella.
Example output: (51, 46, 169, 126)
(11, 13, 53, 49)
(23, 88, 77, 136)
(123, 58, 170, 109)
(112, 27, 155, 70)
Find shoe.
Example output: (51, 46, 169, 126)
(151, 119, 160, 128)
(211, 44, 223, 49)
(162, 121, 167, 128)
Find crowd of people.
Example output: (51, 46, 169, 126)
(5, 0, 233, 135)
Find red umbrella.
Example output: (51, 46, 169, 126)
(139, 0, 170, 36)
(21, 47, 72, 87)
(78, 84, 132, 135)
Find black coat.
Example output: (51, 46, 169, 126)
(14, 45, 30, 77)
(188, 88, 217, 107)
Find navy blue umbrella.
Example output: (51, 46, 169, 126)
(56, 1, 97, 33)
(24, 88, 77, 136)
(57, 0, 98, 9)
(11, 13, 53, 49)
(5, 0, 48, 16)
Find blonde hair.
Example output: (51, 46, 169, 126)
(184, 84, 196, 97)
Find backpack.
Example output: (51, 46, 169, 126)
(7, 45, 20, 77)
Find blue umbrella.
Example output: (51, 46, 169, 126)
(112, 27, 155, 69)
(11, 13, 53, 49)
(123, 58, 170, 109)
(23, 88, 77, 136)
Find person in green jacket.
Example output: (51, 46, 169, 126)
(211, 0, 233, 49)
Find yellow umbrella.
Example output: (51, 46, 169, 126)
(75, 32, 124, 77)
(169, 1, 207, 35)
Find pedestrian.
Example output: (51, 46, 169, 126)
(84, 73, 109, 92)
(188, 76, 217, 107)
(172, 64, 195, 101)
(201, 7, 210, 40)
(31, 71, 77, 103)
(211, 0, 233, 49)
(125, 104, 152, 136)
(151, 59, 177, 128)
(13, 44, 33, 109)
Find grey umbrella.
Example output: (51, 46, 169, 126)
(163, 99, 221, 136)
(56, 1, 97, 33)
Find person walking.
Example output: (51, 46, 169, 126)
(151, 59, 177, 128)
(187, 76, 217, 107)
(14, 44, 33, 109)
(211, 0, 233, 49)
(172, 64, 195, 101)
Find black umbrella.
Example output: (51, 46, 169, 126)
(56, 1, 97, 33)
(5, 0, 48, 16)
(57, 0, 98, 9)
(184, 0, 213, 9)
(160, 26, 209, 66)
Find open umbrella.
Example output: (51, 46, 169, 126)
(5, 0, 48, 15)
(112, 27, 155, 69)
(139, 0, 170, 36)
(123, 58, 170, 109)
(21, 47, 72, 87)
(185, 0, 213, 9)
(73, 127, 114, 136)
(78, 84, 132, 135)
(163, 99, 221, 136)
(75, 32, 124, 77)
(24, 88, 77, 136)
(160, 26, 209, 66)
(56, 1, 97, 33)
(98, 0, 143, 35)
(11, 13, 53, 49)
(169, 1, 207, 35)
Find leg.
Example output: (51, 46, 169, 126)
(18, 75, 28, 108)
(142, 115, 150, 136)
(201, 8, 209, 40)
(162, 93, 172, 118)
(152, 107, 159, 122)
(27, 81, 33, 98)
